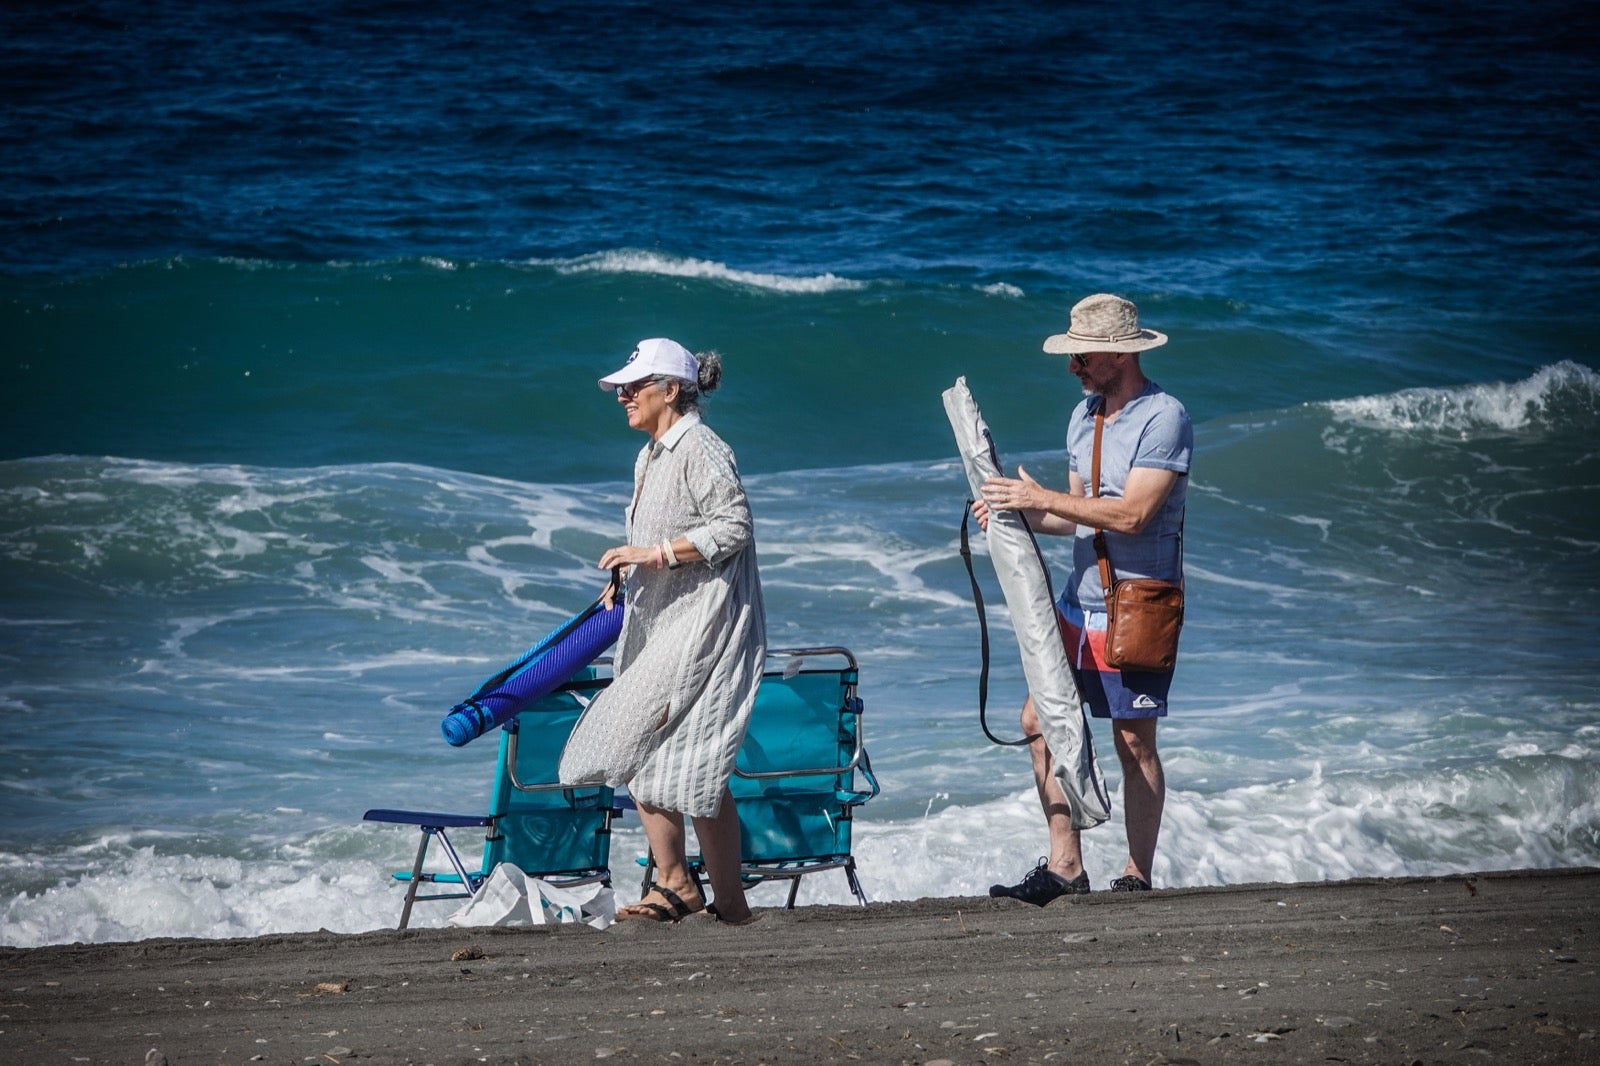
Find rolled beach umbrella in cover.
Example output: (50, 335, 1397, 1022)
(943, 376, 1111, 829)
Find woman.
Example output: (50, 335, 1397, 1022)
(558, 337, 766, 926)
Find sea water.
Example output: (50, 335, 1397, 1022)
(2, 1, 1597, 946)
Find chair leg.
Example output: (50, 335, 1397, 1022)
(397, 828, 434, 931)
(432, 827, 477, 889)
(397, 825, 480, 930)
(785, 876, 802, 909)
(845, 858, 868, 906)
(639, 852, 656, 898)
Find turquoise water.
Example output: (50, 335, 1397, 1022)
(2, 0, 1598, 945)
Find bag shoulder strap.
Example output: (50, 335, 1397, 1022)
(1090, 407, 1117, 599)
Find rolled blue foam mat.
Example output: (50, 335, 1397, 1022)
(440, 599, 623, 746)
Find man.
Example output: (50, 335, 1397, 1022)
(977, 293, 1192, 902)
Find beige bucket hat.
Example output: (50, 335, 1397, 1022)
(1043, 293, 1168, 354)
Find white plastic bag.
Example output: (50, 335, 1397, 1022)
(447, 863, 615, 930)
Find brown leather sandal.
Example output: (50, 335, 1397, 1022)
(616, 882, 705, 923)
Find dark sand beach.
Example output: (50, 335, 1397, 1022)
(3, 869, 1596, 1066)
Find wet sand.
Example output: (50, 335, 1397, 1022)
(3, 868, 1596, 1065)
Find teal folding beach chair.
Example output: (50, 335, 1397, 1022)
(363, 682, 617, 930)
(634, 646, 879, 908)
(729, 646, 877, 906)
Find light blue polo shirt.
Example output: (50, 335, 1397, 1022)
(1060, 381, 1192, 619)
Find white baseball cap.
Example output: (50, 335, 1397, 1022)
(598, 337, 700, 391)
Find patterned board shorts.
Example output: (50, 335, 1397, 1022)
(1056, 603, 1174, 720)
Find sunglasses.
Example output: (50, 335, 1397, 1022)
(1069, 351, 1118, 368)
(616, 378, 659, 399)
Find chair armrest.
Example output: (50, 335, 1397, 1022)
(362, 809, 496, 829)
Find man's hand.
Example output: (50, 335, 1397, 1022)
(981, 464, 1047, 513)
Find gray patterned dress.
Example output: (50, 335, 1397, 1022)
(558, 413, 766, 818)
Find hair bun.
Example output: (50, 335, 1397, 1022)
(696, 350, 723, 394)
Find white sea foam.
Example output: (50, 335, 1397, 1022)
(6, 753, 1593, 947)
(0, 846, 406, 948)
(533, 249, 867, 294)
(143, 648, 481, 683)
(1322, 360, 1600, 436)
(4, 444, 1596, 946)
(759, 536, 970, 611)
(1285, 514, 1332, 540)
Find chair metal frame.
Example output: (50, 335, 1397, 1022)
(366, 646, 874, 927)
(636, 646, 875, 908)
(363, 692, 617, 930)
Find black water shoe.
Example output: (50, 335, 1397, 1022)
(1109, 874, 1152, 893)
(989, 859, 1091, 906)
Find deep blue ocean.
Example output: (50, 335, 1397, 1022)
(3, 1, 1599, 946)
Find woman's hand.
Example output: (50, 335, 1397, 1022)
(597, 545, 655, 609)
(598, 545, 654, 571)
